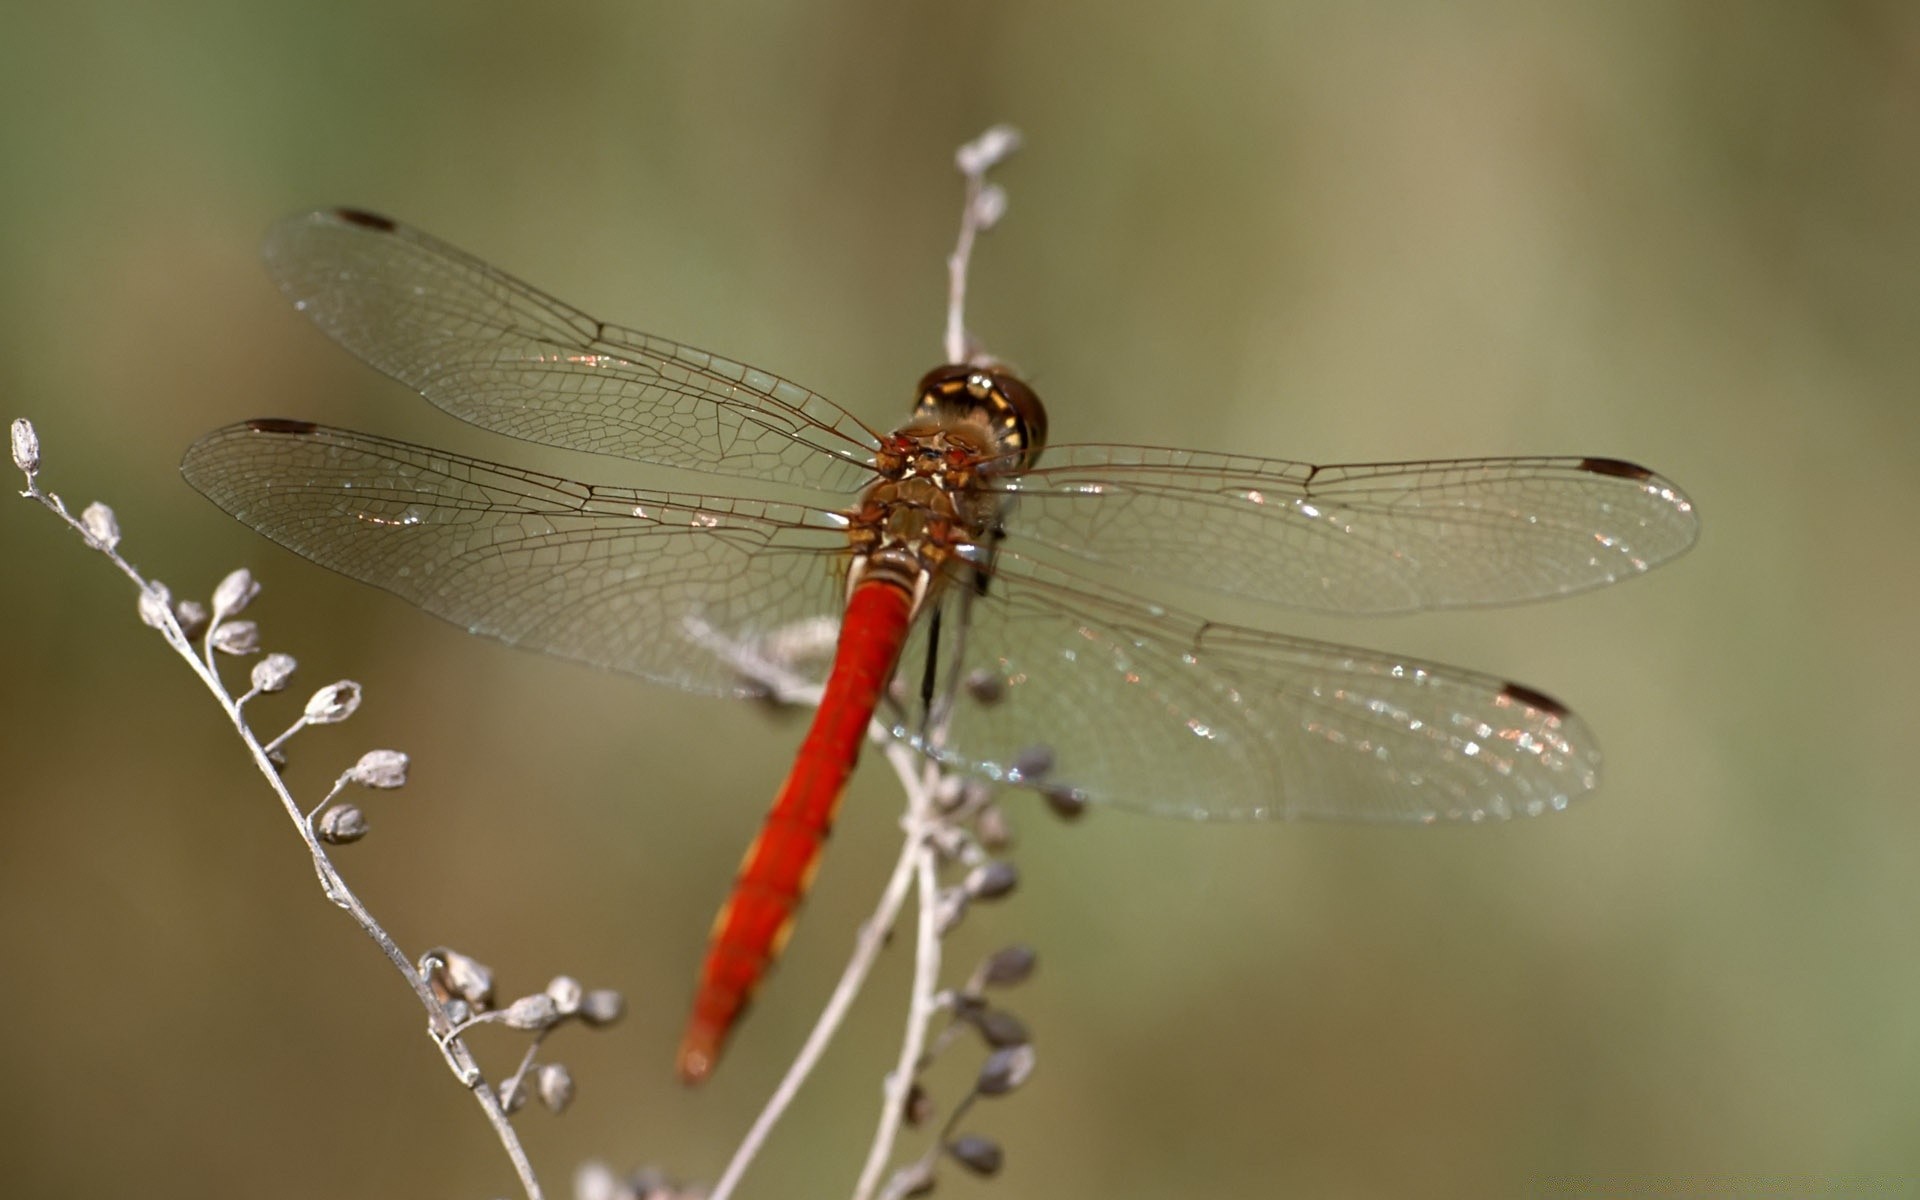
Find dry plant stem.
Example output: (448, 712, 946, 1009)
(852, 768, 947, 1200)
(15, 458, 545, 1200)
(944, 124, 1020, 365)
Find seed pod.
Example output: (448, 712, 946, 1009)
(438, 950, 496, 1009)
(974, 801, 1014, 850)
(210, 620, 260, 656)
(545, 975, 583, 1017)
(11, 418, 39, 475)
(946, 1134, 1004, 1177)
(536, 1062, 575, 1113)
(316, 804, 368, 844)
(976, 1044, 1035, 1096)
(971, 1008, 1029, 1049)
(963, 667, 1006, 706)
(579, 989, 625, 1027)
(501, 993, 560, 1031)
(173, 600, 209, 640)
(80, 502, 119, 551)
(964, 860, 1018, 902)
(1010, 745, 1054, 781)
(251, 652, 297, 693)
(304, 681, 363, 724)
(573, 1162, 623, 1200)
(904, 1081, 935, 1128)
(1040, 783, 1088, 821)
(348, 749, 409, 789)
(211, 568, 260, 618)
(137, 582, 172, 629)
(979, 944, 1037, 987)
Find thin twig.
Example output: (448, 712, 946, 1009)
(851, 757, 948, 1200)
(945, 125, 1022, 365)
(13, 429, 545, 1200)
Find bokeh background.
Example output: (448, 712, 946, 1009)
(3, 3, 1916, 1197)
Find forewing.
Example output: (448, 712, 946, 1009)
(181, 421, 851, 697)
(999, 447, 1699, 614)
(262, 209, 882, 494)
(896, 553, 1601, 823)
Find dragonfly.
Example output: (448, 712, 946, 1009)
(182, 208, 1699, 1084)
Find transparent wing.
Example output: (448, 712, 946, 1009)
(262, 209, 883, 494)
(181, 420, 852, 698)
(895, 553, 1600, 823)
(998, 447, 1699, 614)
(182, 421, 1609, 822)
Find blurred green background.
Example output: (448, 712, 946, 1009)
(4, 3, 1916, 1197)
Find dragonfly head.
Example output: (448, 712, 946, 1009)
(912, 364, 1048, 472)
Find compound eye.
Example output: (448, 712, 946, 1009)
(988, 371, 1047, 468)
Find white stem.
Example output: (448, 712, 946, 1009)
(851, 756, 947, 1200)
(944, 124, 1022, 365)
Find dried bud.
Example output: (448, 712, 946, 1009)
(436, 949, 496, 1008)
(572, 1163, 624, 1200)
(980, 944, 1037, 987)
(501, 993, 560, 1031)
(251, 652, 297, 693)
(80, 502, 119, 551)
(210, 619, 260, 656)
(886, 1160, 938, 1198)
(10, 418, 39, 475)
(1040, 783, 1088, 821)
(956, 124, 1022, 177)
(964, 860, 1018, 901)
(316, 803, 368, 844)
(972, 1008, 1030, 1049)
(932, 773, 969, 813)
(976, 1044, 1035, 1096)
(579, 988, 625, 1027)
(904, 1081, 935, 1128)
(974, 802, 1014, 851)
(137, 581, 172, 629)
(499, 1073, 528, 1114)
(946, 1134, 1004, 1177)
(973, 182, 1009, 230)
(963, 667, 1005, 706)
(211, 568, 260, 618)
(347, 749, 409, 789)
(545, 975, 583, 1017)
(173, 599, 209, 640)
(536, 1062, 574, 1113)
(1010, 745, 1054, 782)
(304, 681, 363, 724)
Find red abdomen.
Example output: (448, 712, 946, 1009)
(676, 577, 916, 1084)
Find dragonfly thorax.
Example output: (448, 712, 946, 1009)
(845, 471, 992, 599)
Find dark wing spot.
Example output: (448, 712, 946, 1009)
(332, 208, 398, 233)
(1501, 681, 1570, 718)
(244, 417, 319, 435)
(1578, 456, 1654, 481)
